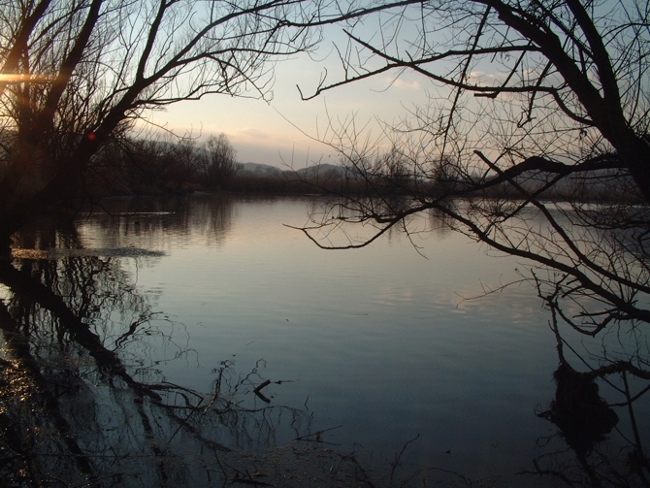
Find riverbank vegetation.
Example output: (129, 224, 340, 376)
(0, 0, 400, 250)
(81, 131, 643, 204)
(0, 0, 646, 232)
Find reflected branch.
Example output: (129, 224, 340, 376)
(0, 260, 161, 400)
(0, 250, 367, 486)
(531, 303, 650, 487)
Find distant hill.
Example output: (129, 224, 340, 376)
(238, 162, 353, 180)
(295, 163, 350, 179)
(238, 162, 286, 178)
(238, 162, 633, 200)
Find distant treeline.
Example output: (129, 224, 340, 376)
(87, 134, 238, 195)
(84, 135, 638, 202)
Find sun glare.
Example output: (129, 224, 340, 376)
(0, 74, 54, 83)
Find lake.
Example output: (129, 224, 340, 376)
(2, 193, 648, 487)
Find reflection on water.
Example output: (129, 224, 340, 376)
(0, 252, 346, 487)
(1, 194, 648, 487)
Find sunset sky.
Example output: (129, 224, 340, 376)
(147, 35, 432, 169)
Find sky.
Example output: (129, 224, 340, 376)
(145, 38, 431, 169)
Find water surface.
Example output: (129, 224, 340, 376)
(6, 193, 648, 486)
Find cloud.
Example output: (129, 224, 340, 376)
(388, 78, 422, 90)
(468, 70, 505, 83)
(238, 127, 270, 140)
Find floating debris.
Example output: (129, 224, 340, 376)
(12, 247, 166, 260)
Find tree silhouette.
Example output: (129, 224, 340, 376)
(0, 251, 365, 486)
(291, 4, 650, 480)
(295, 0, 650, 340)
(0, 0, 414, 250)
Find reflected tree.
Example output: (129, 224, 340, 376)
(296, 0, 650, 334)
(82, 193, 236, 248)
(0, 247, 366, 487)
(292, 0, 650, 483)
(532, 307, 650, 487)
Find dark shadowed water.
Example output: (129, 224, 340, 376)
(3, 193, 649, 487)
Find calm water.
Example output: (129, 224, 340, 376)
(6, 193, 649, 486)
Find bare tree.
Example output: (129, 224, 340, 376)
(0, 252, 324, 486)
(295, 1, 650, 369)
(198, 133, 240, 189)
(89, 134, 201, 194)
(0, 0, 412, 251)
(302, 0, 649, 193)
(292, 6, 650, 479)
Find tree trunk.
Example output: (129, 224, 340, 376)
(619, 134, 650, 204)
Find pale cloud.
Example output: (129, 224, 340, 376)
(388, 78, 422, 90)
(237, 127, 270, 140)
(468, 70, 493, 82)
(468, 70, 509, 84)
